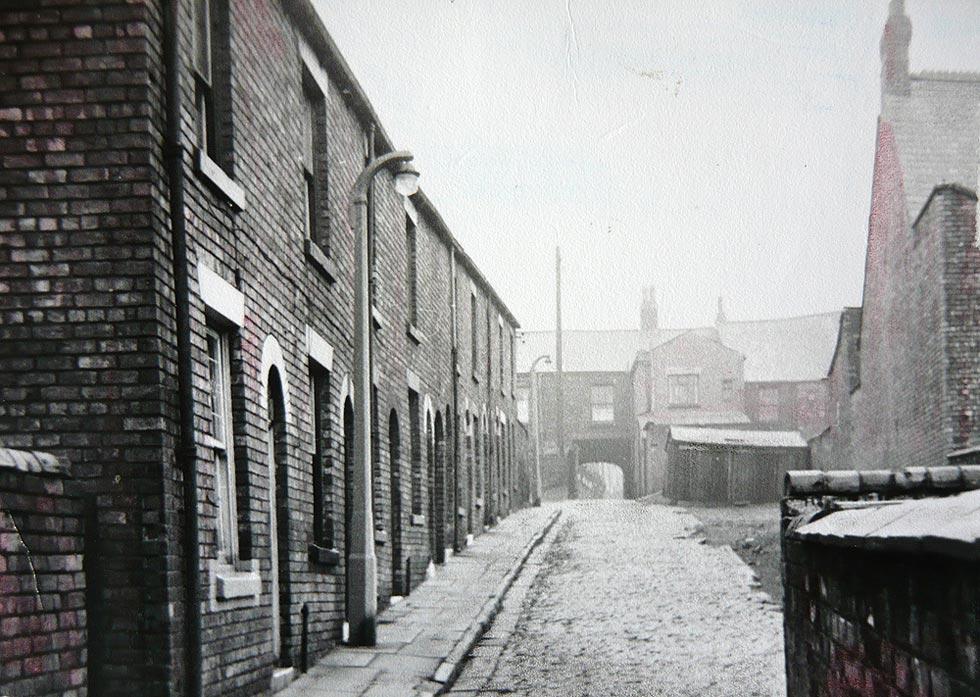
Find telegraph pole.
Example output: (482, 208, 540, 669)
(555, 247, 574, 499)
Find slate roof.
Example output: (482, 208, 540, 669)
(717, 311, 842, 383)
(518, 311, 842, 383)
(886, 71, 980, 222)
(516, 328, 685, 374)
(669, 426, 807, 449)
(792, 488, 980, 560)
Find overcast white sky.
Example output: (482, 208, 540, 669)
(313, 1, 980, 331)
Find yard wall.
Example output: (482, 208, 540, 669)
(0, 450, 86, 697)
(783, 534, 980, 697)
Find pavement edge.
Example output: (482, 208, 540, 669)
(426, 507, 563, 695)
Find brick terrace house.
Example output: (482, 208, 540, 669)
(816, 0, 980, 471)
(517, 288, 839, 499)
(0, 1, 528, 695)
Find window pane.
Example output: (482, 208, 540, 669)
(406, 217, 418, 324)
(208, 329, 237, 562)
(668, 374, 698, 406)
(305, 172, 316, 240)
(215, 450, 233, 561)
(301, 91, 314, 169)
(517, 398, 529, 424)
(591, 385, 615, 422)
(193, 0, 211, 80)
(206, 330, 225, 443)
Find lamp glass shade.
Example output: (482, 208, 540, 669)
(393, 162, 420, 196)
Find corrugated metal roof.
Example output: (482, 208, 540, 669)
(669, 426, 807, 449)
(641, 411, 751, 427)
(793, 489, 980, 559)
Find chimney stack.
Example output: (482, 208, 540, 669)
(715, 296, 727, 326)
(640, 286, 658, 332)
(880, 0, 911, 102)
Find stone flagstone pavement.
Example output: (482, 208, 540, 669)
(277, 504, 561, 697)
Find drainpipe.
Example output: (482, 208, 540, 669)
(163, 3, 202, 697)
(449, 248, 461, 551)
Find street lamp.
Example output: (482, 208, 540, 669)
(528, 354, 551, 506)
(347, 149, 419, 647)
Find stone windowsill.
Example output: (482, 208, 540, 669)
(372, 305, 386, 331)
(374, 528, 388, 545)
(308, 543, 340, 567)
(407, 323, 425, 345)
(304, 239, 338, 284)
(214, 560, 260, 601)
(410, 513, 425, 526)
(472, 371, 480, 384)
(195, 149, 246, 210)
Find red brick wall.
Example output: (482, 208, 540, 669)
(783, 536, 980, 697)
(850, 179, 978, 470)
(0, 459, 86, 697)
(744, 380, 829, 441)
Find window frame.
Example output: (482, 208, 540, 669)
(206, 326, 238, 564)
(590, 384, 616, 423)
(301, 73, 329, 250)
(309, 367, 332, 550)
(757, 386, 781, 423)
(667, 373, 699, 408)
(470, 292, 478, 381)
(406, 214, 419, 327)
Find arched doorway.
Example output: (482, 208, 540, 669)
(266, 367, 290, 667)
(343, 397, 354, 635)
(388, 410, 403, 596)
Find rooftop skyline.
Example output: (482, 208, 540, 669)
(313, 1, 980, 330)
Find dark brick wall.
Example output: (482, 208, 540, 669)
(533, 371, 633, 497)
(0, 0, 526, 695)
(938, 190, 979, 455)
(0, 464, 86, 697)
(812, 309, 861, 471)
(0, 2, 173, 695)
(783, 536, 980, 697)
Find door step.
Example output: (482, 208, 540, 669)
(271, 666, 296, 693)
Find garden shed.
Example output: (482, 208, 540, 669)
(665, 426, 809, 504)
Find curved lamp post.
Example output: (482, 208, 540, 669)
(348, 150, 419, 647)
(528, 354, 551, 506)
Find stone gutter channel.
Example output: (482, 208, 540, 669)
(431, 508, 562, 693)
(276, 505, 562, 697)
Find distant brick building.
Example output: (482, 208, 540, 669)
(517, 289, 839, 499)
(0, 2, 526, 695)
(809, 307, 862, 470)
(818, 0, 980, 471)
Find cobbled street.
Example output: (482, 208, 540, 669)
(450, 500, 786, 697)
